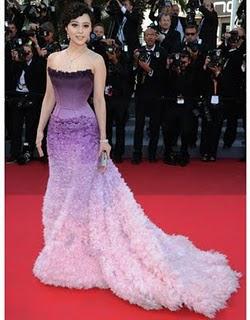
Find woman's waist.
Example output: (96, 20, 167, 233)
(52, 103, 95, 118)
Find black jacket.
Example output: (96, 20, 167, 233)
(198, 6, 218, 51)
(106, 7, 141, 54)
(10, 57, 46, 96)
(134, 44, 167, 98)
(157, 28, 181, 55)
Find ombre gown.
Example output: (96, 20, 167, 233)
(33, 66, 240, 319)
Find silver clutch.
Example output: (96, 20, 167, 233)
(98, 151, 108, 168)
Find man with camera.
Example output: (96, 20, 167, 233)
(163, 49, 197, 166)
(105, 0, 141, 58)
(28, 22, 61, 59)
(182, 24, 207, 147)
(199, 51, 224, 161)
(219, 29, 245, 149)
(105, 43, 131, 163)
(84, 0, 102, 23)
(148, 0, 173, 23)
(132, 27, 167, 164)
(6, 43, 46, 164)
(198, 0, 218, 51)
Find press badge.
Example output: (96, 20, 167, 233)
(177, 96, 185, 104)
(211, 95, 219, 105)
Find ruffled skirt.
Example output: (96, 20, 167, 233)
(33, 113, 240, 318)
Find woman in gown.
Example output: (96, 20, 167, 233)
(33, 2, 240, 318)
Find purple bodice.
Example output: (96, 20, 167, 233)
(48, 67, 94, 119)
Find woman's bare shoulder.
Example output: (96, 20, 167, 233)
(47, 50, 66, 68)
(87, 49, 104, 64)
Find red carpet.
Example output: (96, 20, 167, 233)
(5, 160, 246, 320)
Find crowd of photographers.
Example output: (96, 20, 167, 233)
(5, 0, 246, 166)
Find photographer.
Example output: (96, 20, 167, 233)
(163, 50, 197, 166)
(105, 0, 141, 58)
(6, 44, 46, 164)
(149, 0, 173, 23)
(199, 51, 224, 161)
(132, 27, 167, 164)
(28, 22, 61, 59)
(84, 0, 102, 23)
(198, 0, 218, 51)
(182, 24, 207, 147)
(5, 0, 24, 32)
(156, 13, 181, 55)
(219, 30, 245, 149)
(105, 44, 131, 163)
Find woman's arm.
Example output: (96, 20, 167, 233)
(93, 54, 107, 141)
(93, 54, 111, 158)
(36, 53, 56, 156)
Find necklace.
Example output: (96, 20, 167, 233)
(65, 46, 88, 70)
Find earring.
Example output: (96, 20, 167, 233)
(67, 34, 70, 40)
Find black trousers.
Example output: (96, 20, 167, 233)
(200, 106, 223, 157)
(133, 95, 163, 158)
(9, 93, 42, 158)
(223, 99, 240, 147)
(106, 96, 128, 157)
(162, 104, 193, 155)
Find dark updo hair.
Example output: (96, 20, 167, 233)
(61, 1, 94, 29)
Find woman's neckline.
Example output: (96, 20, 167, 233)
(48, 66, 94, 75)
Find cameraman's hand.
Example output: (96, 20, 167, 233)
(203, 56, 211, 70)
(36, 130, 44, 157)
(107, 51, 118, 64)
(40, 48, 48, 57)
(29, 34, 38, 45)
(138, 60, 151, 73)
(210, 65, 221, 77)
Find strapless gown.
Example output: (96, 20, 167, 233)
(33, 67, 240, 318)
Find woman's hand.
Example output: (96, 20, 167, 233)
(36, 130, 44, 157)
(99, 141, 111, 159)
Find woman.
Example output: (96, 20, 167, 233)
(33, 2, 240, 318)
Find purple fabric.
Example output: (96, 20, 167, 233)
(32, 68, 240, 318)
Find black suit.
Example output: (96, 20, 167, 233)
(163, 64, 197, 156)
(8, 57, 46, 159)
(198, 6, 218, 50)
(133, 45, 167, 159)
(157, 28, 181, 55)
(220, 48, 244, 147)
(171, 15, 186, 40)
(106, 7, 141, 55)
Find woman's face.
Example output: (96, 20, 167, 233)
(65, 13, 92, 46)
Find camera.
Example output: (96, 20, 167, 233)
(168, 52, 181, 68)
(17, 97, 33, 109)
(207, 49, 224, 68)
(228, 30, 240, 44)
(17, 142, 32, 165)
(90, 32, 105, 42)
(106, 0, 120, 13)
(186, 0, 200, 24)
(10, 38, 33, 61)
(185, 42, 200, 53)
